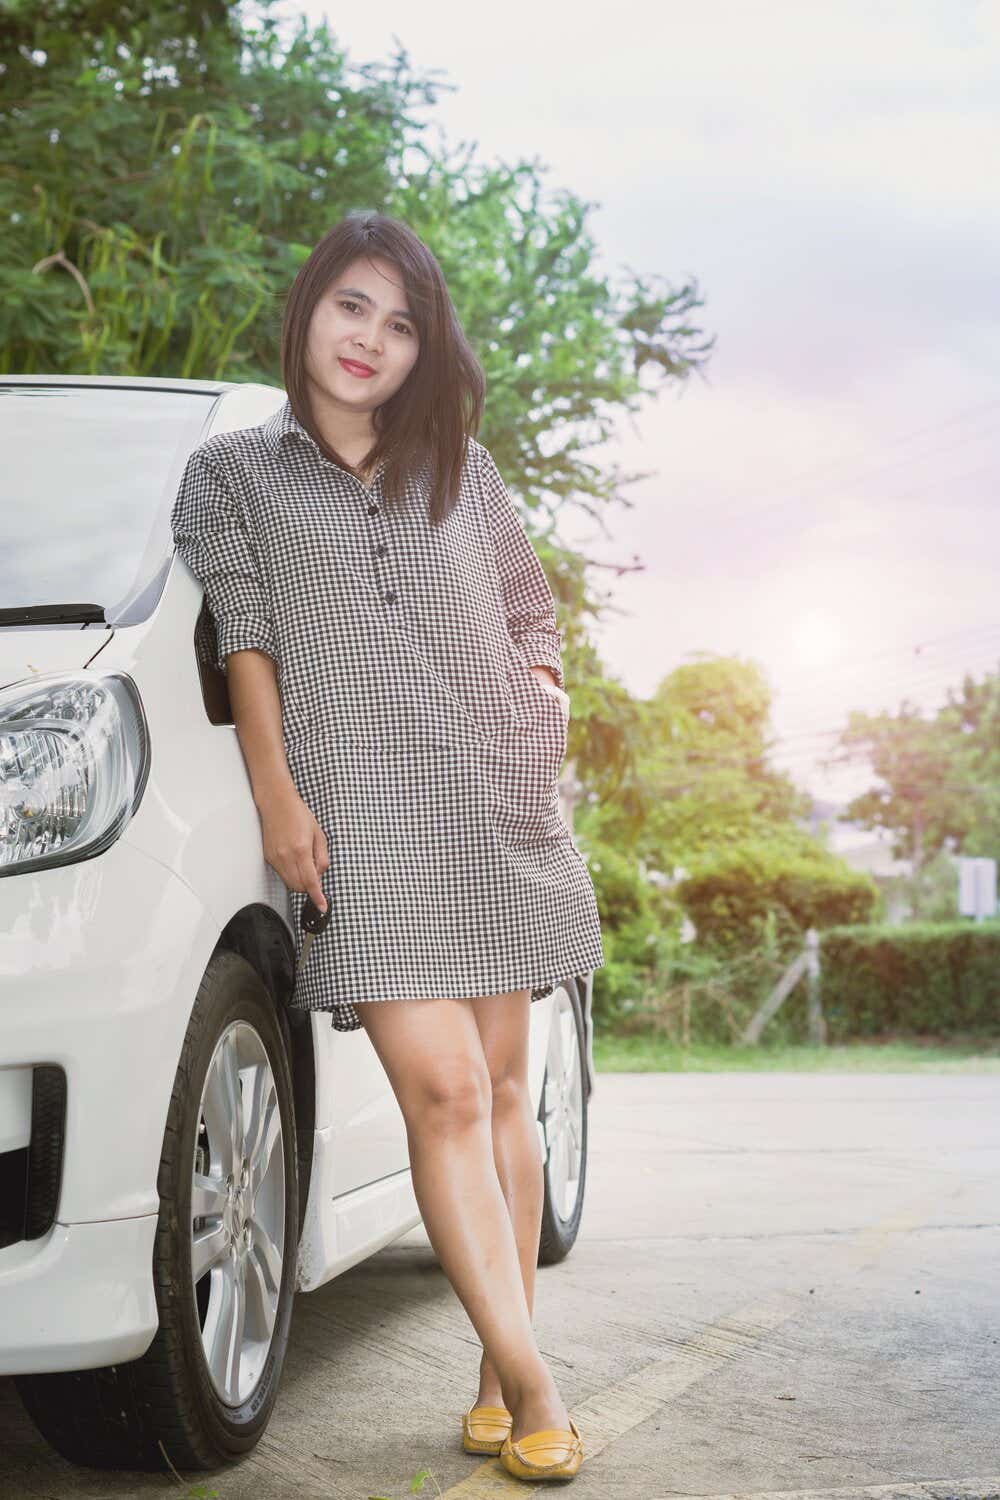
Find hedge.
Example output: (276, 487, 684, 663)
(820, 919, 1000, 1039)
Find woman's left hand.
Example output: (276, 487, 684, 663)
(529, 665, 571, 716)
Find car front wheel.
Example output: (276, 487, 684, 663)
(16, 950, 299, 1472)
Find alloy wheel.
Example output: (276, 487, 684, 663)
(190, 1020, 286, 1406)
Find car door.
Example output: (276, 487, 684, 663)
(312, 1015, 410, 1196)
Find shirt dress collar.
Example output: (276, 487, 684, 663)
(262, 399, 386, 486)
(261, 398, 311, 455)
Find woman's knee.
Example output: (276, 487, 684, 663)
(487, 1064, 529, 1116)
(356, 995, 493, 1132)
(406, 1062, 493, 1135)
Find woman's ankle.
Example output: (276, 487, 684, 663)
(476, 1350, 505, 1407)
(508, 1380, 571, 1441)
(501, 1360, 558, 1414)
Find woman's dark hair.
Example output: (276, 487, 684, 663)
(280, 210, 485, 524)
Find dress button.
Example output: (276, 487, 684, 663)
(367, 502, 380, 516)
(375, 542, 388, 558)
(383, 590, 397, 604)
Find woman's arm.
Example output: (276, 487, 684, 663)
(477, 441, 566, 692)
(227, 651, 330, 914)
(171, 449, 279, 675)
(171, 449, 329, 912)
(225, 649, 296, 807)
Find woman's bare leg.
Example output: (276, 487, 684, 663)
(355, 993, 570, 1441)
(467, 989, 546, 1415)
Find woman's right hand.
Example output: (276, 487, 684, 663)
(257, 783, 330, 915)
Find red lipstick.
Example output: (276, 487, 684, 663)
(339, 357, 376, 378)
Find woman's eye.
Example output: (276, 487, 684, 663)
(337, 300, 413, 337)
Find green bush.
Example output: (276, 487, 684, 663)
(820, 918, 1000, 1039)
(675, 841, 879, 954)
(590, 928, 820, 1046)
(585, 840, 682, 1028)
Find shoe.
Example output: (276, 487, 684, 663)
(461, 1402, 513, 1455)
(499, 1416, 583, 1482)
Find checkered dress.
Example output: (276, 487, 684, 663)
(170, 398, 604, 1030)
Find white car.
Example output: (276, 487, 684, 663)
(0, 374, 596, 1472)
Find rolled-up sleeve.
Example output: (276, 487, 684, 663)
(478, 442, 565, 690)
(170, 448, 278, 674)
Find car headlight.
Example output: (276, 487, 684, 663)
(0, 672, 150, 876)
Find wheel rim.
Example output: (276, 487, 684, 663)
(542, 988, 584, 1222)
(190, 1020, 286, 1407)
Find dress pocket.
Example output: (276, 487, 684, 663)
(531, 676, 571, 720)
(522, 666, 570, 770)
(508, 647, 569, 728)
(487, 654, 570, 848)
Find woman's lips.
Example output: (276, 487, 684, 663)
(338, 357, 376, 378)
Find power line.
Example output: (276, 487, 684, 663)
(673, 446, 998, 555)
(765, 622, 1000, 704)
(772, 674, 1000, 743)
(639, 646, 1000, 772)
(691, 398, 1000, 530)
(771, 668, 1000, 742)
(684, 399, 1000, 514)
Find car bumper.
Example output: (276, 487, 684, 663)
(0, 1215, 159, 1374)
(0, 838, 220, 1374)
(0, 837, 210, 1225)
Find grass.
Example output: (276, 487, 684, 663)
(592, 1031, 1000, 1073)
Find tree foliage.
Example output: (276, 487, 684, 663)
(833, 667, 1000, 868)
(631, 654, 812, 861)
(0, 0, 713, 526)
(674, 841, 879, 955)
(1, 2, 435, 379)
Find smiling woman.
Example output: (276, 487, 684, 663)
(278, 214, 486, 522)
(169, 209, 601, 1482)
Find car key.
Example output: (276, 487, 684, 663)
(297, 894, 332, 975)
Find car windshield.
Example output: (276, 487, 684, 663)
(0, 383, 215, 627)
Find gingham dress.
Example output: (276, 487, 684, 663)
(170, 398, 604, 1030)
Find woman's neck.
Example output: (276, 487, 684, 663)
(306, 383, 375, 469)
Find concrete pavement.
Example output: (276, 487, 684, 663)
(1, 1071, 997, 1498)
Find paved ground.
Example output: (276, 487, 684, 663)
(1, 1071, 997, 1499)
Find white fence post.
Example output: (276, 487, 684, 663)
(742, 927, 825, 1046)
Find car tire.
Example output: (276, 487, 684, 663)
(537, 979, 589, 1264)
(16, 950, 299, 1472)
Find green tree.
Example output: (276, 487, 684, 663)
(637, 654, 812, 866)
(0, 0, 713, 525)
(1, 1, 438, 379)
(832, 670, 1000, 871)
(935, 669, 1000, 858)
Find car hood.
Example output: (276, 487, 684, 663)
(0, 629, 115, 691)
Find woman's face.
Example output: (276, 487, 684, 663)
(303, 253, 420, 417)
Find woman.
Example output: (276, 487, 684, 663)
(171, 210, 604, 1483)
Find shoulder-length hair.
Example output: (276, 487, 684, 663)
(279, 210, 485, 525)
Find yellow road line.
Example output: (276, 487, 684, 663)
(436, 1299, 796, 1497)
(435, 1191, 947, 1498)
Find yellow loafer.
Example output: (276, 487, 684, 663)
(499, 1416, 583, 1482)
(461, 1402, 513, 1454)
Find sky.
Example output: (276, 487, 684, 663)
(289, 0, 1000, 807)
